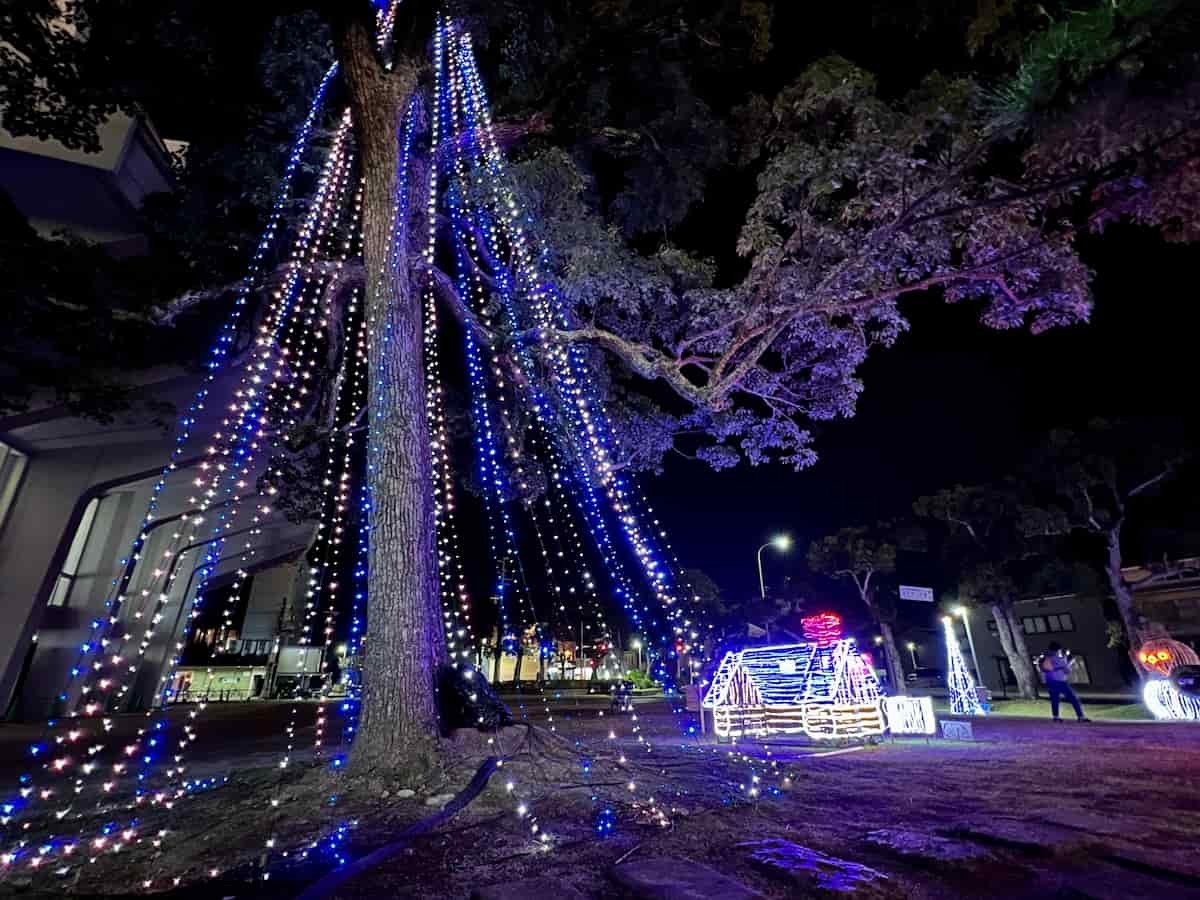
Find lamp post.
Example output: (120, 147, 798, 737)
(954, 605, 982, 683)
(756, 534, 792, 601)
(631, 639, 642, 672)
(871, 634, 892, 688)
(906, 641, 919, 668)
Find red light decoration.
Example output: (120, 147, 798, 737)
(801, 613, 843, 645)
(1136, 637, 1199, 678)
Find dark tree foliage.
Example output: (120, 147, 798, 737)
(4, 0, 1198, 457)
(807, 525, 909, 691)
(1018, 418, 1193, 654)
(913, 483, 1048, 697)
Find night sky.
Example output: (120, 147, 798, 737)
(647, 227, 1200, 605)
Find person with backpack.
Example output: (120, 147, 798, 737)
(1040, 642, 1090, 722)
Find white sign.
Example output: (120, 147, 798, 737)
(899, 584, 935, 603)
(941, 720, 974, 741)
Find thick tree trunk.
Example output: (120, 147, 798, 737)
(878, 620, 907, 696)
(1101, 526, 1148, 681)
(1003, 604, 1039, 695)
(336, 17, 445, 771)
(991, 603, 1037, 699)
(856, 587, 907, 694)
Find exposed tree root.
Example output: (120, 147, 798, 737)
(292, 755, 501, 900)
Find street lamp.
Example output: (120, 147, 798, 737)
(905, 641, 919, 668)
(631, 638, 642, 672)
(756, 534, 792, 601)
(953, 605, 983, 683)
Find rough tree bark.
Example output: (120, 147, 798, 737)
(853, 577, 906, 695)
(333, 8, 446, 771)
(1101, 526, 1153, 682)
(877, 620, 907, 696)
(991, 603, 1038, 699)
(1002, 603, 1039, 697)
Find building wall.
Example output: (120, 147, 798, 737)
(0, 113, 173, 248)
(0, 111, 323, 719)
(1133, 575, 1200, 651)
(0, 386, 316, 718)
(0, 441, 170, 716)
(965, 593, 1128, 693)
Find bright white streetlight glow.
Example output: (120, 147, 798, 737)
(756, 534, 793, 601)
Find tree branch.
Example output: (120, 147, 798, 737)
(1127, 467, 1175, 499)
(519, 324, 713, 408)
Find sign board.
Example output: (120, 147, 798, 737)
(899, 584, 935, 603)
(940, 720, 974, 741)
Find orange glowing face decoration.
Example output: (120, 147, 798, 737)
(1136, 638, 1200, 678)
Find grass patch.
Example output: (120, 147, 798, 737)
(935, 698, 1151, 720)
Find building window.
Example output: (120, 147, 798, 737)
(1047, 613, 1075, 633)
(0, 440, 29, 537)
(1068, 654, 1091, 685)
(1021, 614, 1076, 634)
(47, 497, 101, 607)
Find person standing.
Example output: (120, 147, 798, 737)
(1040, 642, 1090, 722)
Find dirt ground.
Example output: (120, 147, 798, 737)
(2, 695, 1199, 899)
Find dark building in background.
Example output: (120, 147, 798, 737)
(0, 115, 316, 719)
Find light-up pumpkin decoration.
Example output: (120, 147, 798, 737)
(1136, 638, 1200, 678)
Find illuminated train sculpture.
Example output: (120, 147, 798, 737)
(703, 614, 887, 740)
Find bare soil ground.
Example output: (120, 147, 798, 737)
(2, 696, 1198, 899)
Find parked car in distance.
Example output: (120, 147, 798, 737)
(905, 667, 946, 690)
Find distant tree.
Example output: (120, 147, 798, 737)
(807, 526, 906, 694)
(680, 568, 732, 632)
(914, 485, 1043, 698)
(1019, 420, 1192, 665)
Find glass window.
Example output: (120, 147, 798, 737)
(47, 497, 101, 607)
(1068, 654, 1090, 684)
(1045, 614, 1075, 633)
(0, 441, 29, 537)
(1022, 616, 1048, 634)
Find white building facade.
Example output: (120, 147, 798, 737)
(0, 115, 314, 719)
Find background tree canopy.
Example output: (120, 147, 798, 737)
(2, 0, 1197, 472)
